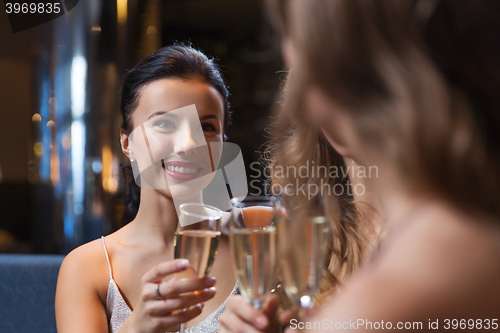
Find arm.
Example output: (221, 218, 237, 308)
(55, 244, 109, 333)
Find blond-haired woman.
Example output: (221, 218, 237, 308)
(221, 0, 500, 332)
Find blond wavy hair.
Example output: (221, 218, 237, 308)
(264, 74, 377, 301)
(266, 0, 500, 299)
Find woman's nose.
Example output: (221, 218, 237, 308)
(173, 129, 197, 155)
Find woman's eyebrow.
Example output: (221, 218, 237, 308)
(147, 112, 220, 122)
(147, 111, 177, 120)
(199, 114, 220, 121)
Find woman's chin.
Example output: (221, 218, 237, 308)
(168, 183, 208, 201)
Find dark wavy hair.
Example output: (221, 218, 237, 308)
(119, 44, 231, 224)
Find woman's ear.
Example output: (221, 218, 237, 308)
(120, 129, 134, 160)
(306, 87, 357, 159)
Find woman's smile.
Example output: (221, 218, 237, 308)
(162, 160, 205, 181)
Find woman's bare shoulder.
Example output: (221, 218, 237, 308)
(62, 238, 108, 269)
(383, 208, 500, 273)
(55, 238, 111, 332)
(58, 238, 110, 300)
(316, 211, 500, 325)
(368, 208, 500, 314)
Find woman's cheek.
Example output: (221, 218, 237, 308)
(149, 134, 175, 161)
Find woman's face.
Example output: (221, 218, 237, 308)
(123, 78, 225, 200)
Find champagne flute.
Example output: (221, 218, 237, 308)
(275, 193, 330, 309)
(229, 196, 278, 310)
(174, 203, 223, 333)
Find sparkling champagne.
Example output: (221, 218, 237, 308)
(230, 227, 277, 309)
(276, 216, 329, 308)
(174, 229, 221, 278)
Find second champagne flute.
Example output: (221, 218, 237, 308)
(276, 193, 330, 309)
(229, 196, 278, 310)
(174, 203, 223, 333)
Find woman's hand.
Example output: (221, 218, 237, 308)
(120, 259, 216, 333)
(220, 295, 283, 333)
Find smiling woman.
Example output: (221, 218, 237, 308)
(120, 45, 232, 224)
(55, 44, 238, 333)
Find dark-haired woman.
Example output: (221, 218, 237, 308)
(221, 0, 500, 332)
(55, 45, 237, 333)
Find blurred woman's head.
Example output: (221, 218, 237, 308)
(269, 0, 500, 218)
(119, 44, 230, 223)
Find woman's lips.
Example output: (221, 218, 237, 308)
(162, 160, 204, 181)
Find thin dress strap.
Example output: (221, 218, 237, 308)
(101, 236, 113, 279)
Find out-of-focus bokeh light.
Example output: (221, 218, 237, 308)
(92, 157, 103, 174)
(102, 146, 118, 193)
(62, 132, 71, 150)
(71, 55, 87, 118)
(117, 0, 127, 25)
(32, 113, 41, 122)
(34, 142, 43, 156)
(147, 25, 157, 35)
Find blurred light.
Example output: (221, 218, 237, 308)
(47, 120, 56, 128)
(62, 131, 71, 150)
(300, 295, 311, 308)
(147, 25, 157, 35)
(51, 146, 60, 186)
(71, 120, 86, 211)
(92, 157, 102, 174)
(64, 215, 74, 238)
(27, 159, 37, 172)
(102, 146, 118, 193)
(71, 55, 87, 118)
(92, 196, 104, 218)
(32, 113, 42, 122)
(74, 204, 84, 215)
(34, 142, 44, 156)
(117, 0, 127, 25)
(91, 26, 102, 31)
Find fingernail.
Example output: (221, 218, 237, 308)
(205, 287, 216, 294)
(177, 259, 189, 269)
(204, 277, 216, 287)
(256, 315, 268, 329)
(198, 302, 204, 309)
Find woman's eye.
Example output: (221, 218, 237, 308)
(154, 120, 176, 129)
(200, 123, 217, 132)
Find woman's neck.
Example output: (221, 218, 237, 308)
(127, 189, 204, 245)
(375, 172, 429, 230)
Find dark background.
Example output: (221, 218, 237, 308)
(0, 0, 283, 254)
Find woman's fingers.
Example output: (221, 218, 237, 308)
(145, 287, 217, 316)
(223, 296, 269, 330)
(144, 276, 216, 301)
(154, 303, 205, 329)
(220, 308, 265, 333)
(262, 295, 280, 319)
(142, 259, 190, 284)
